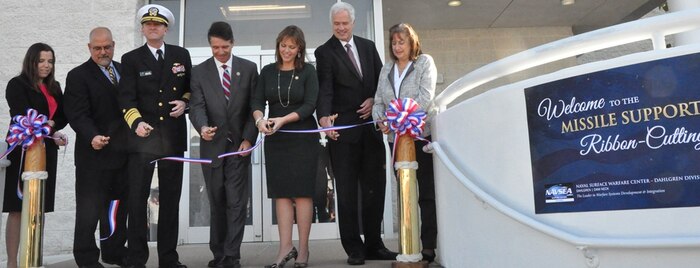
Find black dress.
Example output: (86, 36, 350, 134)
(252, 63, 319, 198)
(3, 75, 67, 212)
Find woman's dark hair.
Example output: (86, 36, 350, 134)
(388, 23, 422, 62)
(21, 42, 60, 96)
(275, 25, 306, 70)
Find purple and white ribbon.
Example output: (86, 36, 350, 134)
(217, 137, 264, 159)
(155, 120, 379, 162)
(277, 121, 377, 133)
(150, 156, 213, 164)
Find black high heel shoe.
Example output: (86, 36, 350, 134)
(265, 247, 298, 268)
(422, 249, 436, 263)
(294, 250, 309, 268)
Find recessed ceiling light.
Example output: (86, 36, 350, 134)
(561, 0, 575, 5)
(448, 0, 462, 7)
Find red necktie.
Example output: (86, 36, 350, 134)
(222, 64, 231, 101)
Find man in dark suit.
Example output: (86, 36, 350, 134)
(189, 21, 258, 268)
(64, 27, 129, 268)
(118, 4, 191, 268)
(315, 2, 398, 265)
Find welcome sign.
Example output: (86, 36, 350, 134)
(525, 52, 700, 214)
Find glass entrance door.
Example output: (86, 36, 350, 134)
(167, 0, 388, 245)
(181, 47, 340, 243)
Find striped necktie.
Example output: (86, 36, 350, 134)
(222, 64, 231, 101)
(106, 65, 118, 86)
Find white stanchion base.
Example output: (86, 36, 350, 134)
(396, 253, 423, 262)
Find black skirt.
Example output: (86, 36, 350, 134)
(3, 142, 58, 212)
(264, 119, 319, 198)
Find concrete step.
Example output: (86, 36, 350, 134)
(44, 239, 444, 267)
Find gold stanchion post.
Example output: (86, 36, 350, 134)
(18, 141, 47, 268)
(392, 135, 428, 268)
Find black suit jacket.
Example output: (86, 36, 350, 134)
(189, 56, 259, 167)
(118, 44, 192, 155)
(315, 35, 383, 143)
(5, 75, 67, 148)
(64, 59, 129, 170)
(4, 75, 67, 213)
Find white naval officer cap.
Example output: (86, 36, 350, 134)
(137, 4, 174, 26)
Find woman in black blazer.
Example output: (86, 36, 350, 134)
(3, 43, 68, 268)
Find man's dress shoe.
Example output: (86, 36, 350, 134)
(215, 256, 241, 268)
(347, 252, 366, 265)
(366, 247, 399, 260)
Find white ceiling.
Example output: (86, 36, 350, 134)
(382, 0, 666, 34)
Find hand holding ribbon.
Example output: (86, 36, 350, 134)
(152, 119, 378, 163)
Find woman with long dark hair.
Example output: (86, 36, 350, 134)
(252, 25, 318, 268)
(3, 42, 68, 268)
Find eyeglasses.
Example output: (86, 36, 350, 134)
(91, 45, 114, 52)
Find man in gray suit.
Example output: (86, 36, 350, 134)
(189, 21, 259, 268)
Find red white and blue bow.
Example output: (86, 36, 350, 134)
(5, 109, 51, 154)
(386, 98, 426, 138)
(3, 109, 53, 200)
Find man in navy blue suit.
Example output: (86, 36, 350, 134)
(118, 4, 191, 268)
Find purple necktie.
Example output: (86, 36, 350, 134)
(345, 44, 362, 78)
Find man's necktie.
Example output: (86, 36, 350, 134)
(345, 43, 362, 78)
(106, 65, 118, 86)
(222, 64, 231, 101)
(156, 49, 164, 67)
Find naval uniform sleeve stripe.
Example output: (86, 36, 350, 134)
(124, 108, 142, 128)
(181, 92, 191, 101)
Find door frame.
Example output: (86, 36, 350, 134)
(179, 46, 343, 243)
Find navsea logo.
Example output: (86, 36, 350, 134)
(545, 183, 574, 203)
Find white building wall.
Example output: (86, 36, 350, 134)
(0, 0, 144, 259)
(408, 27, 578, 103)
(576, 8, 670, 64)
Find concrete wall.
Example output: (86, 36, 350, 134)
(0, 0, 145, 259)
(576, 8, 670, 65)
(398, 27, 578, 104)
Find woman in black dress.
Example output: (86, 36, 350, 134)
(252, 25, 318, 268)
(3, 43, 68, 268)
